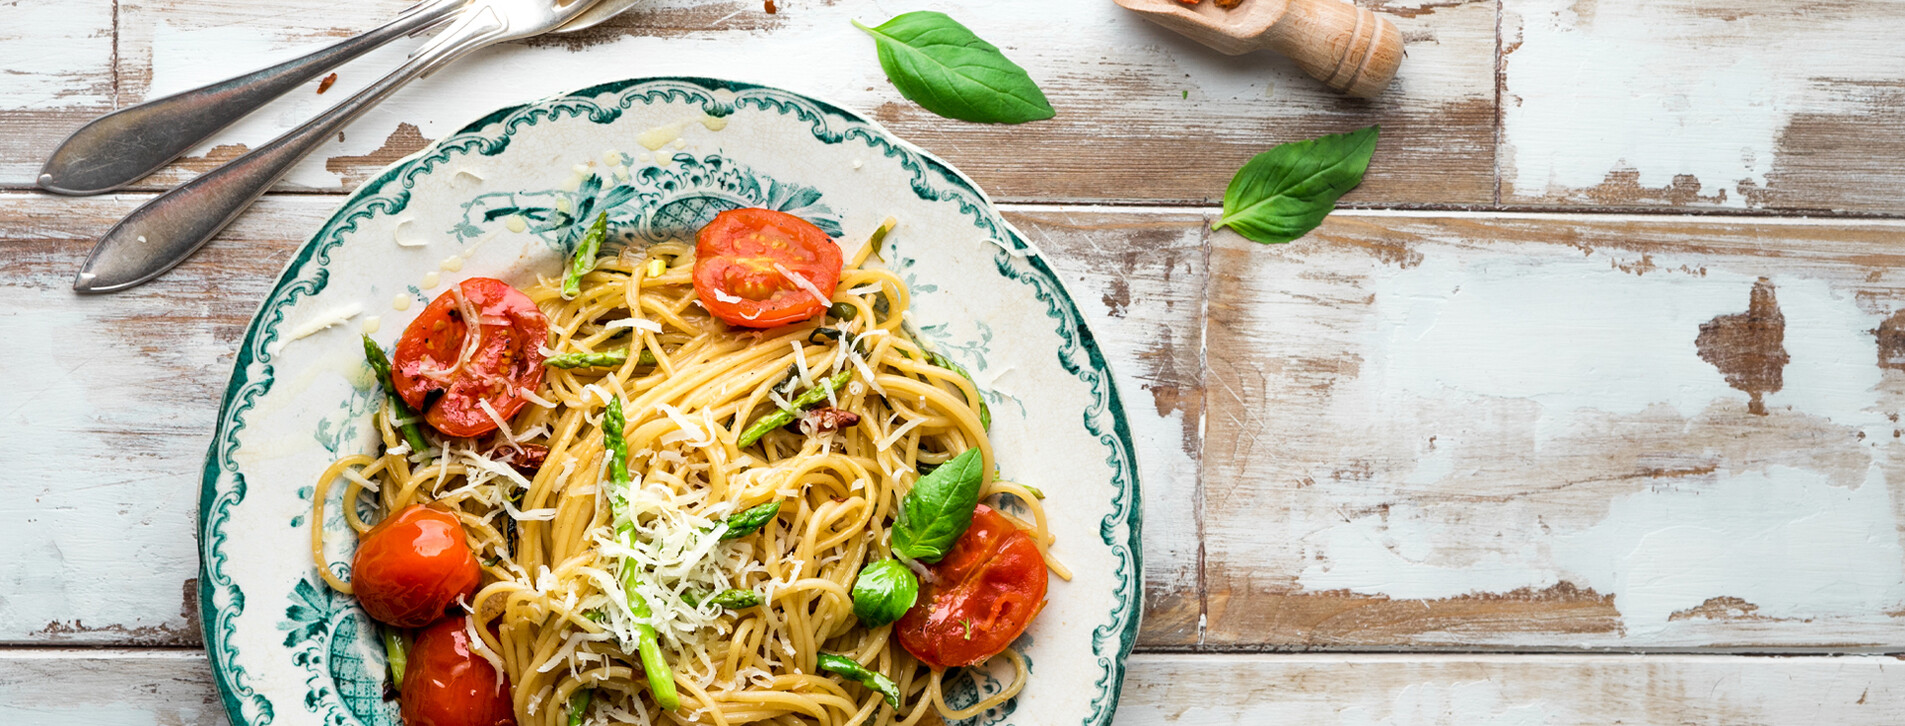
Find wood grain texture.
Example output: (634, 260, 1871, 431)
(1008, 209, 1210, 646)
(9, 650, 1905, 725)
(1204, 211, 1905, 649)
(14, 0, 1497, 204)
(1500, 0, 1905, 214)
(0, 0, 116, 186)
(0, 195, 1207, 647)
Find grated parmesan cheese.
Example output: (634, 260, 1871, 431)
(773, 262, 832, 309)
(276, 303, 363, 351)
(605, 317, 663, 334)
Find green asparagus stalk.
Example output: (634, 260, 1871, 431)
(603, 397, 679, 711)
(563, 212, 609, 299)
(737, 369, 855, 447)
(621, 565, 681, 710)
(545, 348, 658, 369)
(567, 688, 592, 726)
(361, 335, 430, 458)
(382, 627, 408, 691)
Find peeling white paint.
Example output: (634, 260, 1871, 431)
(1502, 0, 1905, 205)
(1293, 241, 1905, 633)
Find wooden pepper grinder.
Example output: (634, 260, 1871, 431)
(1114, 0, 1404, 98)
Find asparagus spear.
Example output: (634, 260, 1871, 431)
(382, 627, 408, 691)
(361, 334, 430, 458)
(545, 348, 657, 369)
(567, 689, 592, 726)
(736, 369, 855, 447)
(604, 398, 680, 711)
(562, 212, 609, 299)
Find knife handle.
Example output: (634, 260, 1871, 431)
(38, 0, 463, 196)
(73, 7, 506, 294)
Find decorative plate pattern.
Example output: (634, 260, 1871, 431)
(198, 77, 1141, 726)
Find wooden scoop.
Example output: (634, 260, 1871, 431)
(1115, 0, 1404, 98)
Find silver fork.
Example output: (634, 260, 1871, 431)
(72, 0, 614, 294)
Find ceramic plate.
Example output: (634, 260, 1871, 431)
(198, 77, 1140, 726)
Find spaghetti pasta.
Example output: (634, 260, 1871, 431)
(313, 232, 1059, 726)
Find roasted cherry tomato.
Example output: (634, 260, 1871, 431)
(692, 208, 842, 328)
(401, 617, 516, 726)
(896, 505, 1048, 669)
(351, 504, 481, 628)
(392, 277, 549, 438)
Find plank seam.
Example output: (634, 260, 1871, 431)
(1492, 0, 1504, 206)
(4, 187, 1905, 220)
(1194, 209, 1211, 648)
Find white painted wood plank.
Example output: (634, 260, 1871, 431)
(0, 650, 226, 726)
(1010, 208, 1209, 645)
(1204, 211, 1905, 648)
(82, 0, 1496, 203)
(1501, 0, 1905, 213)
(7, 649, 1905, 725)
(0, 0, 116, 184)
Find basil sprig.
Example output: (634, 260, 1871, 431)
(892, 448, 985, 563)
(850, 560, 920, 627)
(817, 653, 902, 708)
(1212, 126, 1379, 245)
(853, 12, 1054, 124)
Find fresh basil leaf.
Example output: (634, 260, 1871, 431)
(817, 652, 902, 709)
(1212, 126, 1379, 245)
(719, 501, 781, 540)
(852, 12, 1055, 124)
(891, 448, 985, 562)
(850, 560, 920, 627)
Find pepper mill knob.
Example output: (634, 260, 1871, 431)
(1114, 0, 1405, 98)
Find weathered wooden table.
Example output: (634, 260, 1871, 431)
(7, 0, 1905, 721)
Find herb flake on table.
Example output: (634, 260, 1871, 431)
(853, 11, 1055, 124)
(1213, 126, 1379, 245)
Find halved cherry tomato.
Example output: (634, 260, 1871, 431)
(392, 277, 549, 438)
(693, 208, 842, 328)
(351, 504, 481, 628)
(401, 617, 516, 726)
(895, 505, 1048, 669)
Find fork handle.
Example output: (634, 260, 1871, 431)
(72, 6, 510, 294)
(38, 0, 465, 196)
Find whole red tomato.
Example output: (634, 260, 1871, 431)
(391, 277, 549, 438)
(401, 617, 516, 726)
(692, 208, 842, 328)
(896, 505, 1048, 669)
(351, 504, 481, 628)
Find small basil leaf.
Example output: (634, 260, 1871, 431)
(850, 560, 920, 627)
(852, 12, 1055, 124)
(817, 652, 902, 709)
(1212, 126, 1379, 245)
(720, 501, 781, 540)
(891, 448, 986, 562)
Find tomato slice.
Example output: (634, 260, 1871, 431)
(351, 504, 482, 628)
(401, 617, 516, 726)
(895, 505, 1049, 669)
(692, 208, 842, 328)
(391, 277, 549, 438)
